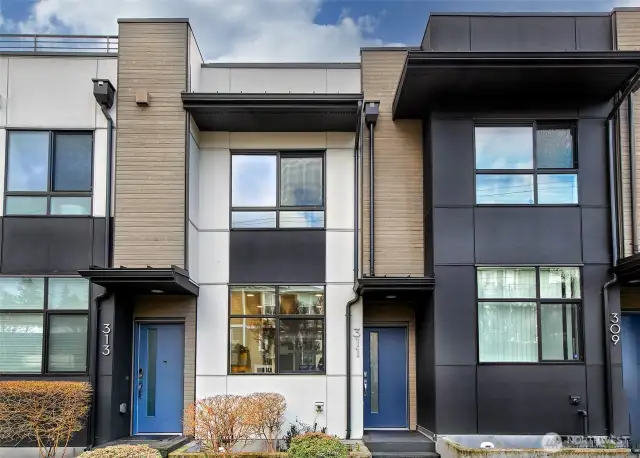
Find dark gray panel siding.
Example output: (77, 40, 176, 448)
(576, 17, 612, 51)
(586, 365, 607, 435)
(433, 208, 474, 265)
(416, 299, 436, 431)
(477, 365, 587, 434)
(435, 365, 477, 433)
(474, 207, 583, 264)
(582, 265, 609, 365)
(2, 217, 106, 274)
(470, 16, 576, 52)
(582, 208, 611, 264)
(578, 119, 608, 207)
(230, 230, 326, 284)
(425, 16, 471, 51)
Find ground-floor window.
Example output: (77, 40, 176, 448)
(229, 285, 325, 374)
(0, 277, 90, 374)
(477, 266, 582, 363)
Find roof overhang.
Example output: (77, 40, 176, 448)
(183, 93, 363, 132)
(357, 275, 435, 298)
(393, 51, 640, 118)
(611, 254, 640, 285)
(78, 266, 199, 296)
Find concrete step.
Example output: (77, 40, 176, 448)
(363, 431, 436, 454)
(371, 453, 440, 458)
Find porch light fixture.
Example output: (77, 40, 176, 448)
(150, 289, 164, 294)
(315, 293, 323, 297)
(247, 293, 255, 297)
(386, 295, 396, 299)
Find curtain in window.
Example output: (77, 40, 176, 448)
(478, 302, 538, 362)
(477, 267, 536, 298)
(0, 313, 43, 372)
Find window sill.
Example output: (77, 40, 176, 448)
(477, 361, 584, 366)
(227, 372, 326, 376)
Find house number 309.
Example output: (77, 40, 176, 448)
(102, 323, 112, 356)
(610, 313, 621, 346)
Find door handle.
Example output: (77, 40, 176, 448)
(363, 371, 368, 397)
(138, 368, 144, 399)
(138, 382, 143, 399)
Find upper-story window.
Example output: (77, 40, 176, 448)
(475, 123, 577, 205)
(5, 131, 93, 216)
(231, 152, 324, 228)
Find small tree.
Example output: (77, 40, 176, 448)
(0, 381, 92, 458)
(245, 393, 286, 452)
(183, 395, 253, 453)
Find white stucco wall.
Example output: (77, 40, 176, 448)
(194, 132, 363, 438)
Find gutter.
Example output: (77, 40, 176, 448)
(346, 100, 363, 440)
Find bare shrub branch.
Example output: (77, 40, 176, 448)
(0, 381, 92, 458)
(244, 392, 286, 452)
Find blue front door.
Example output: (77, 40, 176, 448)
(363, 327, 408, 428)
(623, 315, 640, 443)
(133, 323, 185, 434)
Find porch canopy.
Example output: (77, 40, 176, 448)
(357, 275, 435, 300)
(393, 51, 640, 118)
(611, 254, 640, 285)
(183, 92, 362, 132)
(78, 266, 199, 296)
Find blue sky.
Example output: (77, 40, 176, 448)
(0, 0, 637, 61)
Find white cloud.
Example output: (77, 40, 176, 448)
(9, 0, 399, 62)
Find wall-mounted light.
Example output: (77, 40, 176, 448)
(150, 289, 164, 294)
(136, 89, 149, 106)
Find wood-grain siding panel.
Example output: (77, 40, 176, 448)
(114, 21, 188, 268)
(616, 12, 640, 257)
(361, 51, 424, 276)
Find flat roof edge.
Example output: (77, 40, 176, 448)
(203, 62, 360, 69)
(0, 52, 117, 58)
(118, 18, 189, 23)
(361, 46, 420, 52)
(426, 12, 611, 17)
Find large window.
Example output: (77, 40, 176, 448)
(0, 277, 89, 373)
(229, 285, 325, 374)
(5, 131, 93, 215)
(231, 152, 324, 228)
(475, 124, 578, 205)
(477, 267, 582, 363)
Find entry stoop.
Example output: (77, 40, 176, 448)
(363, 431, 439, 457)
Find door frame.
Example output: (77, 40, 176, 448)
(131, 319, 185, 436)
(362, 322, 410, 430)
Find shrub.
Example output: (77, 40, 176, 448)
(288, 432, 348, 458)
(280, 419, 327, 451)
(0, 381, 92, 458)
(79, 445, 162, 458)
(184, 395, 253, 452)
(244, 393, 286, 452)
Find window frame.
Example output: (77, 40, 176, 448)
(228, 284, 326, 375)
(476, 266, 584, 364)
(229, 150, 326, 230)
(4, 129, 94, 217)
(474, 121, 578, 206)
(0, 276, 91, 375)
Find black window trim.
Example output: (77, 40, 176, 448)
(229, 149, 326, 230)
(0, 275, 91, 376)
(228, 284, 326, 375)
(474, 121, 579, 206)
(4, 129, 95, 217)
(476, 265, 584, 365)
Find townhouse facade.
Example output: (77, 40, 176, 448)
(4, 7, 640, 456)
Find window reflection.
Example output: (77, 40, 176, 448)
(278, 319, 323, 372)
(54, 134, 92, 191)
(476, 174, 534, 204)
(230, 287, 276, 315)
(280, 157, 323, 206)
(7, 131, 49, 192)
(230, 317, 276, 374)
(231, 155, 277, 207)
(475, 127, 533, 170)
(536, 128, 574, 169)
(537, 174, 578, 204)
(232, 211, 276, 228)
(279, 286, 324, 315)
(280, 211, 324, 228)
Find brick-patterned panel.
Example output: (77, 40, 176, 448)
(361, 50, 424, 276)
(364, 302, 417, 431)
(114, 21, 188, 268)
(616, 12, 640, 257)
(134, 295, 197, 432)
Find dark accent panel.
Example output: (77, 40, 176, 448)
(583, 265, 609, 365)
(579, 101, 614, 118)
(582, 208, 611, 264)
(2, 217, 96, 274)
(474, 207, 582, 264)
(469, 17, 576, 52)
(92, 217, 107, 268)
(477, 365, 586, 435)
(95, 293, 133, 445)
(433, 208, 474, 265)
(576, 17, 612, 51)
(230, 230, 326, 284)
(609, 285, 623, 366)
(434, 266, 476, 366)
(426, 16, 471, 52)
(586, 365, 607, 435)
(431, 119, 474, 207)
(435, 365, 477, 433)
(424, 118, 434, 276)
(416, 296, 436, 431)
(578, 120, 608, 207)
(612, 364, 631, 436)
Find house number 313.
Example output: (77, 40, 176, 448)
(610, 313, 621, 346)
(102, 323, 112, 356)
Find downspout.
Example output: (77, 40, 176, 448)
(369, 121, 375, 276)
(346, 100, 363, 440)
(88, 104, 115, 449)
(630, 94, 638, 254)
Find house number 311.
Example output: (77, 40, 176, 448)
(610, 313, 621, 346)
(102, 323, 112, 356)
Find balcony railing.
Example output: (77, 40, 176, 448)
(0, 34, 118, 54)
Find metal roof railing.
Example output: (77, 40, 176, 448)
(0, 34, 118, 54)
